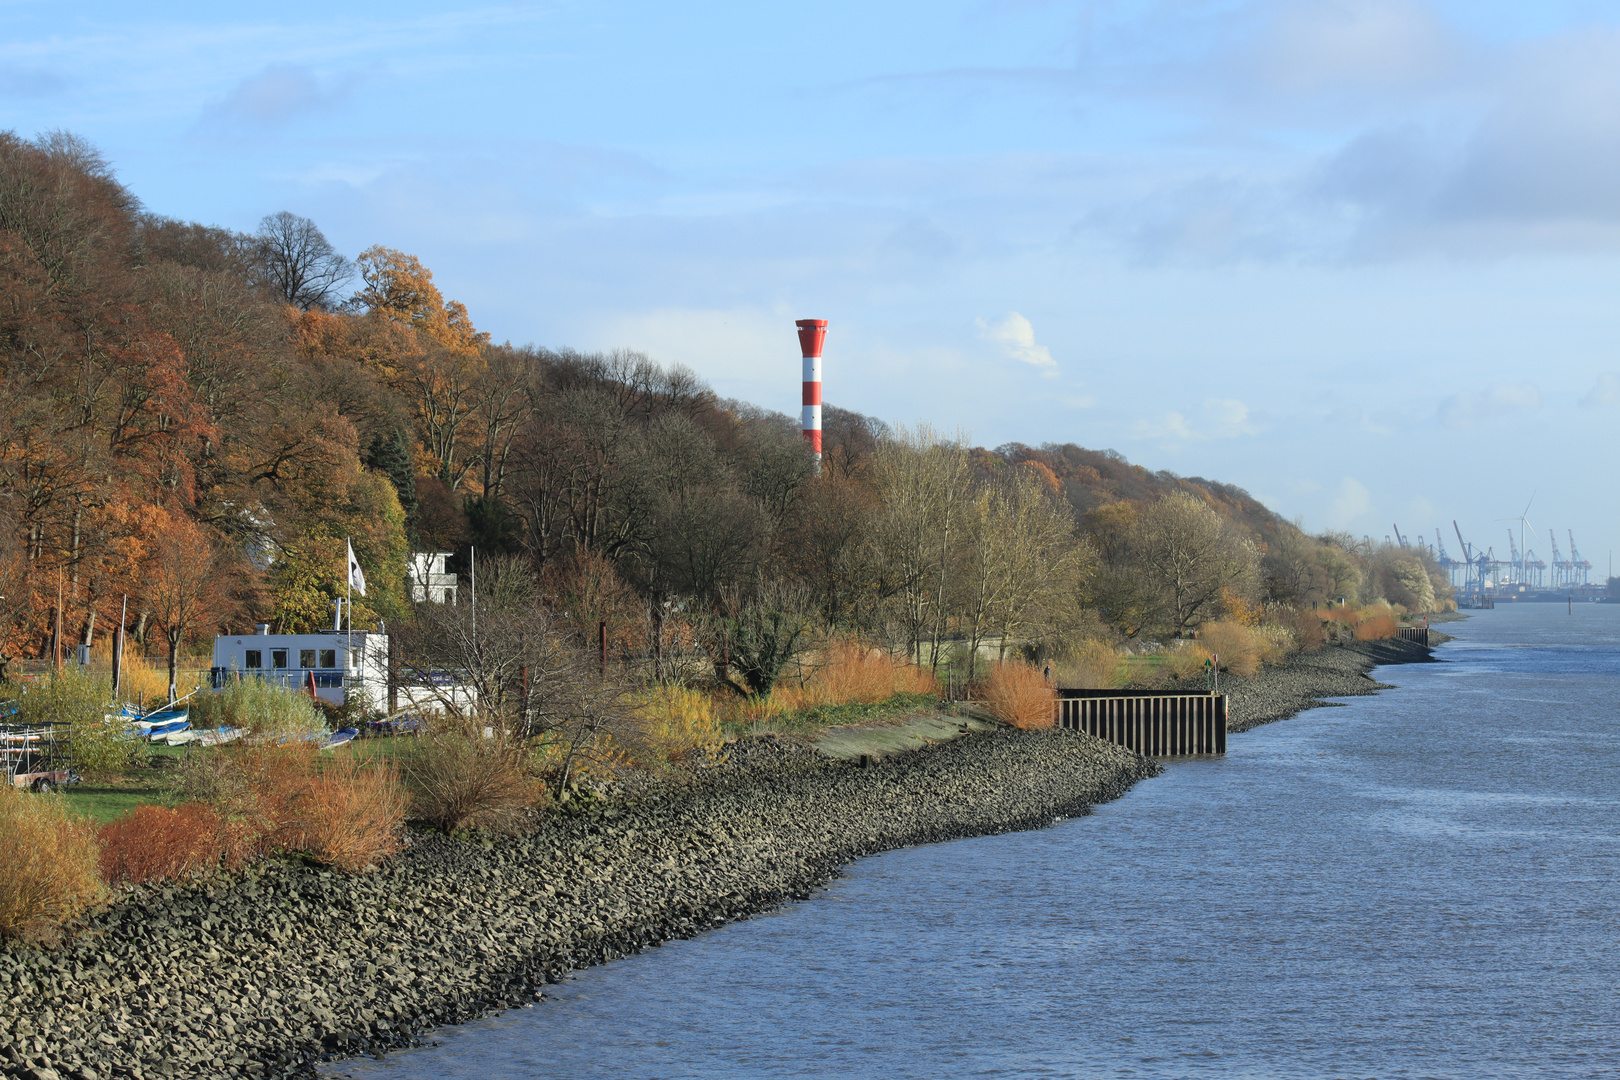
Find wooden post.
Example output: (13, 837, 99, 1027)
(599, 620, 608, 680)
(53, 570, 63, 673)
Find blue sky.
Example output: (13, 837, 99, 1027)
(6, 0, 1620, 567)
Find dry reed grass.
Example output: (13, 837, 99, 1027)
(98, 803, 227, 886)
(1162, 642, 1215, 682)
(404, 717, 544, 835)
(1354, 613, 1399, 640)
(289, 755, 408, 870)
(177, 741, 406, 869)
(634, 685, 725, 762)
(1197, 621, 1263, 677)
(0, 785, 103, 941)
(1054, 639, 1123, 689)
(981, 661, 1056, 730)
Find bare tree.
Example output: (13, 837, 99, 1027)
(256, 211, 353, 309)
(1131, 492, 1259, 635)
(870, 425, 972, 669)
(394, 596, 642, 795)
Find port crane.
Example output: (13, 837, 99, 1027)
(1570, 531, 1593, 586)
(1435, 529, 1464, 586)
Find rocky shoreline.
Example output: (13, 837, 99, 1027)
(0, 635, 1444, 1080)
(0, 730, 1159, 1080)
(1221, 636, 1445, 734)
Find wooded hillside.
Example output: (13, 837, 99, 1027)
(0, 131, 1451, 681)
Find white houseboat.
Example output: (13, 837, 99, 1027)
(210, 623, 478, 715)
(211, 624, 389, 709)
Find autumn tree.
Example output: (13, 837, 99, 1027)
(143, 514, 235, 701)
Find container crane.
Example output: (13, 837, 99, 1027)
(1507, 530, 1522, 585)
(1436, 529, 1464, 587)
(1454, 521, 1487, 595)
(1393, 524, 1408, 548)
(1550, 529, 1570, 588)
(1570, 531, 1592, 586)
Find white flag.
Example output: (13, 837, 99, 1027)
(346, 540, 367, 596)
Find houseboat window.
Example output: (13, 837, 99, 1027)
(319, 649, 336, 668)
(299, 649, 317, 668)
(271, 649, 288, 669)
(244, 650, 262, 669)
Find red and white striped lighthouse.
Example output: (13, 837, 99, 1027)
(797, 318, 826, 471)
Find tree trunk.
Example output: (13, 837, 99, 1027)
(166, 632, 181, 703)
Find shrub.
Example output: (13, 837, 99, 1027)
(1253, 623, 1297, 665)
(0, 785, 103, 941)
(809, 641, 937, 704)
(289, 755, 407, 871)
(190, 677, 325, 738)
(981, 661, 1056, 730)
(1162, 641, 1215, 683)
(1355, 613, 1399, 640)
(1282, 609, 1326, 652)
(404, 717, 544, 835)
(1197, 621, 1262, 677)
(98, 803, 226, 886)
(635, 685, 724, 762)
(1054, 639, 1123, 689)
(2, 667, 140, 776)
(177, 741, 405, 870)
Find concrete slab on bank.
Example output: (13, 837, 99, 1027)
(815, 710, 1001, 761)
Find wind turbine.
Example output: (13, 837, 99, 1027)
(1497, 494, 1537, 591)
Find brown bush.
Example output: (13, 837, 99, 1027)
(1284, 609, 1326, 652)
(98, 803, 230, 886)
(1355, 613, 1399, 640)
(405, 717, 544, 835)
(981, 661, 1056, 730)
(1054, 639, 1122, 689)
(177, 741, 407, 870)
(176, 741, 313, 852)
(811, 641, 937, 704)
(0, 785, 103, 941)
(1197, 621, 1262, 677)
(288, 755, 408, 871)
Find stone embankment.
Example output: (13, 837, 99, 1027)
(1221, 636, 1444, 733)
(0, 730, 1159, 1080)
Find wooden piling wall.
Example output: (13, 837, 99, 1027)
(1056, 689, 1226, 756)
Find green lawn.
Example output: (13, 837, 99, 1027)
(62, 782, 173, 823)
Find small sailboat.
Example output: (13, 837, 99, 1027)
(134, 706, 190, 741)
(319, 728, 359, 751)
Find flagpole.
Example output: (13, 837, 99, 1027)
(346, 537, 353, 704)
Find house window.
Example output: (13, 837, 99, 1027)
(244, 650, 262, 669)
(299, 649, 317, 668)
(271, 649, 288, 669)
(319, 649, 336, 668)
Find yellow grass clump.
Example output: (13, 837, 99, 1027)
(1053, 639, 1124, 689)
(634, 685, 725, 762)
(981, 661, 1056, 730)
(0, 785, 104, 941)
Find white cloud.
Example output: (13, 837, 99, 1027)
(199, 63, 356, 129)
(977, 312, 1058, 375)
(1136, 398, 1258, 442)
(1330, 477, 1373, 527)
(1580, 373, 1620, 406)
(1437, 383, 1541, 428)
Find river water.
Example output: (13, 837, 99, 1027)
(330, 605, 1620, 1079)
